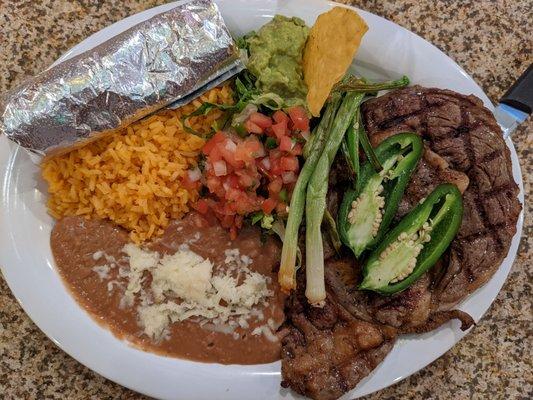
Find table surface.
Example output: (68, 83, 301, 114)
(0, 0, 531, 399)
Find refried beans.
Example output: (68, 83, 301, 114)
(50, 212, 285, 364)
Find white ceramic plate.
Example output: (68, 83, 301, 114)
(0, 0, 524, 399)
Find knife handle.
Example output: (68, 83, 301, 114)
(500, 64, 532, 114)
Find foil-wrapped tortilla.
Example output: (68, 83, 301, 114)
(0, 0, 243, 158)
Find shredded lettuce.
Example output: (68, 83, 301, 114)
(251, 212, 275, 230)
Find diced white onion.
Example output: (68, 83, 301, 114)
(282, 172, 297, 184)
(213, 160, 227, 176)
(224, 140, 237, 152)
(187, 167, 202, 182)
(260, 157, 271, 170)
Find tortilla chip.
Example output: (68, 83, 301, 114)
(303, 7, 368, 116)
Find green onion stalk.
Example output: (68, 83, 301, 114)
(333, 75, 409, 93)
(278, 93, 342, 292)
(304, 92, 365, 305)
(278, 75, 410, 298)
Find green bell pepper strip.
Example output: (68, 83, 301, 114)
(338, 133, 423, 258)
(359, 183, 463, 295)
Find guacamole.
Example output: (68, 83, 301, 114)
(246, 15, 309, 102)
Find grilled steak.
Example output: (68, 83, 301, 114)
(362, 86, 521, 309)
(396, 147, 470, 218)
(324, 256, 474, 333)
(281, 86, 519, 400)
(325, 144, 474, 333)
(281, 272, 396, 400)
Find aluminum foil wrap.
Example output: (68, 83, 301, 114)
(0, 0, 243, 158)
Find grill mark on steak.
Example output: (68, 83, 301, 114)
(458, 102, 495, 236)
(473, 148, 501, 164)
(459, 221, 511, 242)
(478, 183, 518, 198)
(454, 125, 471, 138)
(430, 122, 484, 143)
(376, 101, 436, 131)
(458, 102, 508, 275)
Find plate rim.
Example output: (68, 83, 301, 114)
(0, 0, 525, 399)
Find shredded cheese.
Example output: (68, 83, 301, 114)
(118, 244, 272, 341)
(92, 265, 111, 280)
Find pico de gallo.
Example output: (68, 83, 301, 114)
(194, 106, 309, 239)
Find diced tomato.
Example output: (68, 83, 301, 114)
(234, 215, 244, 229)
(206, 176, 224, 197)
(206, 176, 218, 190)
(240, 194, 260, 214)
(279, 135, 293, 152)
(268, 178, 283, 195)
(219, 139, 244, 169)
(244, 119, 263, 134)
(262, 197, 277, 214)
(208, 146, 223, 162)
(272, 110, 290, 125)
(280, 156, 299, 171)
(243, 137, 265, 158)
(226, 175, 240, 189)
(200, 114, 306, 237)
(270, 156, 283, 176)
(276, 201, 287, 211)
(220, 214, 234, 229)
(234, 144, 254, 165)
(213, 201, 232, 216)
(249, 112, 273, 130)
(233, 199, 249, 215)
(195, 199, 210, 214)
(271, 121, 289, 139)
(288, 106, 310, 131)
(236, 170, 256, 188)
(276, 201, 288, 216)
(269, 149, 282, 160)
(202, 131, 226, 155)
(225, 187, 241, 202)
(203, 141, 215, 156)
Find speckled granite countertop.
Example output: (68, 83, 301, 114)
(0, 0, 531, 399)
